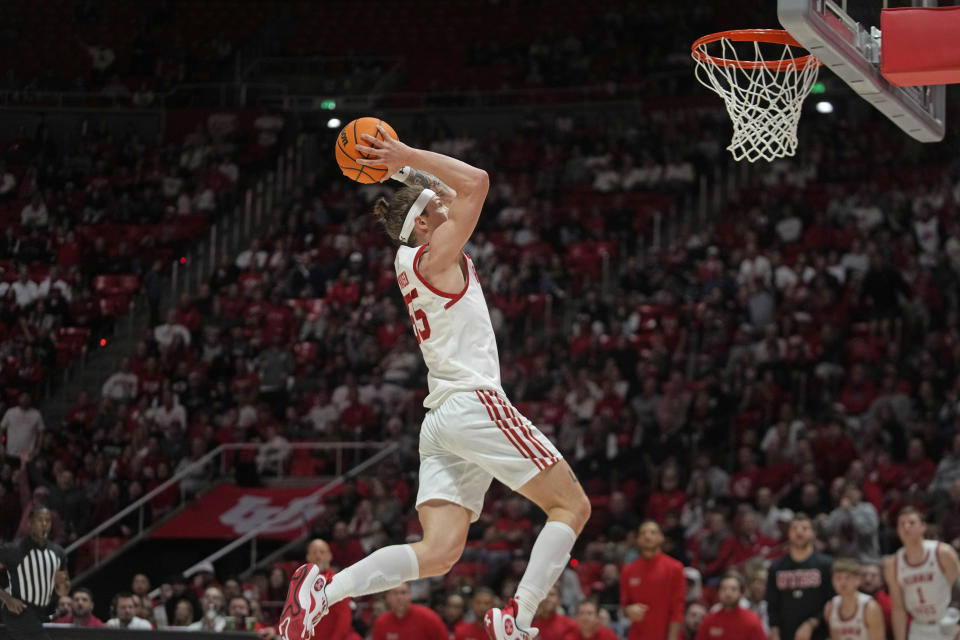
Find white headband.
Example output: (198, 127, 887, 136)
(398, 188, 435, 243)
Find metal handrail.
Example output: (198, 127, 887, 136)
(65, 441, 393, 556)
(178, 442, 398, 578)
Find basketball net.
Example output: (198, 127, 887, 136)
(692, 33, 820, 163)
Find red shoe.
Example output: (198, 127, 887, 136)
(483, 598, 539, 640)
(278, 564, 329, 640)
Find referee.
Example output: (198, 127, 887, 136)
(0, 506, 69, 640)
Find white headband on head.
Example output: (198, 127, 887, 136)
(398, 188, 436, 243)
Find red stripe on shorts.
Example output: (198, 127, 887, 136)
(477, 390, 539, 468)
(491, 391, 555, 463)
(477, 390, 544, 470)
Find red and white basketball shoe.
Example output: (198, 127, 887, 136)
(484, 598, 540, 640)
(277, 564, 329, 640)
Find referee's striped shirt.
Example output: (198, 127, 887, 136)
(0, 537, 66, 610)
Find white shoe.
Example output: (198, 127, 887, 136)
(277, 564, 329, 640)
(483, 598, 540, 640)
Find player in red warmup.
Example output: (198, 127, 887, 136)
(695, 573, 766, 640)
(564, 601, 617, 640)
(454, 589, 496, 640)
(372, 583, 448, 640)
(278, 129, 590, 640)
(620, 521, 686, 640)
(531, 586, 576, 640)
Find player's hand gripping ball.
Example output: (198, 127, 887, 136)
(334, 117, 399, 184)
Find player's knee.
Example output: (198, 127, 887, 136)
(571, 492, 592, 530)
(425, 542, 463, 576)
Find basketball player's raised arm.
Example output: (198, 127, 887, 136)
(865, 600, 885, 640)
(884, 556, 907, 640)
(356, 127, 489, 269)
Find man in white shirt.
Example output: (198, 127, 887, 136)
(0, 161, 16, 199)
(37, 266, 73, 302)
(187, 586, 227, 632)
(154, 310, 191, 349)
(105, 592, 152, 630)
(101, 358, 139, 403)
(11, 268, 39, 308)
(147, 390, 187, 430)
(1, 393, 44, 459)
(20, 193, 49, 228)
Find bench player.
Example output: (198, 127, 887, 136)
(825, 558, 884, 640)
(884, 507, 960, 640)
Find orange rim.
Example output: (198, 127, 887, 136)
(691, 29, 821, 71)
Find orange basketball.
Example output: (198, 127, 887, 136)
(334, 117, 399, 184)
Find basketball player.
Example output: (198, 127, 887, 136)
(824, 558, 884, 640)
(884, 507, 960, 640)
(277, 127, 591, 640)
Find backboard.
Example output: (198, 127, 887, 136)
(778, 0, 945, 142)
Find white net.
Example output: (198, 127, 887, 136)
(693, 37, 820, 163)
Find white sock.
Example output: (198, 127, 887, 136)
(324, 544, 419, 606)
(514, 521, 577, 630)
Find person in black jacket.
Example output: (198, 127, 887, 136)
(766, 513, 834, 640)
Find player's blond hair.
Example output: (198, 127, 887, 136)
(832, 557, 862, 576)
(372, 186, 427, 246)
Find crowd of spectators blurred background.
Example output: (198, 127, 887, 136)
(1, 0, 960, 639)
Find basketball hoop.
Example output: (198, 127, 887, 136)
(692, 29, 822, 163)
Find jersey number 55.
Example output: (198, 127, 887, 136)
(403, 288, 431, 343)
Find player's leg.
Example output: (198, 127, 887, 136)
(278, 499, 471, 640)
(448, 390, 589, 640)
(324, 499, 471, 604)
(507, 459, 591, 630)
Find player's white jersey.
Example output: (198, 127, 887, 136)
(828, 593, 872, 640)
(395, 244, 504, 409)
(897, 540, 952, 624)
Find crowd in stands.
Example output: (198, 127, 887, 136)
(0, 93, 958, 638)
(1, 2, 960, 639)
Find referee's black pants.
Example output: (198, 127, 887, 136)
(1, 605, 51, 640)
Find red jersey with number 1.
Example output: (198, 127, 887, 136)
(395, 244, 504, 409)
(620, 551, 686, 640)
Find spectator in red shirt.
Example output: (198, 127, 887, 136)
(812, 420, 857, 482)
(454, 588, 495, 640)
(695, 573, 766, 640)
(646, 465, 687, 525)
(328, 521, 365, 569)
(620, 521, 686, 640)
(54, 588, 105, 627)
(900, 438, 935, 490)
(532, 585, 577, 640)
(372, 583, 447, 640)
(691, 509, 737, 580)
(838, 364, 877, 416)
(565, 600, 618, 640)
(486, 497, 534, 553)
(732, 509, 777, 566)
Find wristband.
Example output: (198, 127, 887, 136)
(391, 166, 412, 183)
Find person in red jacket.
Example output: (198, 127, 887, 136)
(565, 600, 618, 640)
(620, 521, 686, 640)
(532, 585, 577, 640)
(372, 583, 448, 640)
(454, 588, 495, 640)
(695, 572, 766, 640)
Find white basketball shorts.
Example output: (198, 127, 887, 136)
(416, 388, 563, 522)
